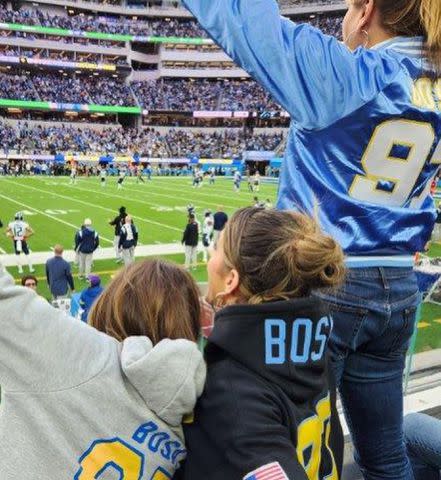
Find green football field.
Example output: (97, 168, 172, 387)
(0, 175, 278, 249)
(1, 174, 440, 354)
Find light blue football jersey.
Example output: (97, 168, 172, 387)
(184, 0, 441, 265)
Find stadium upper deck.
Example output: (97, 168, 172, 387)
(0, 1, 343, 132)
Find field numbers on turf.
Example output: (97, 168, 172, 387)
(151, 206, 188, 213)
(349, 119, 441, 207)
(21, 210, 37, 216)
(44, 209, 79, 215)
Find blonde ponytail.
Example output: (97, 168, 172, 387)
(420, 0, 441, 70)
(376, 0, 441, 71)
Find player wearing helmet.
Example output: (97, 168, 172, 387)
(6, 212, 34, 273)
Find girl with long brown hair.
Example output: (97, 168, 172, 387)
(0, 259, 205, 479)
(183, 0, 441, 478)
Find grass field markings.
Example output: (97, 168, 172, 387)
(434, 319, 441, 325)
(125, 179, 254, 206)
(0, 246, 6, 254)
(0, 192, 114, 245)
(68, 184, 171, 210)
(127, 187, 240, 210)
(108, 180, 243, 210)
(12, 178, 183, 233)
(148, 176, 277, 196)
(27, 175, 273, 209)
(41, 180, 182, 213)
(66, 179, 231, 210)
(418, 321, 431, 329)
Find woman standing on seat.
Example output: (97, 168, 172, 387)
(183, 0, 441, 478)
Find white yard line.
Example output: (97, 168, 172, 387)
(48, 176, 241, 210)
(0, 192, 114, 244)
(123, 183, 240, 210)
(6, 178, 182, 233)
(139, 177, 273, 201)
(0, 243, 185, 267)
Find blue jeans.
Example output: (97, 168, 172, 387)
(404, 413, 441, 480)
(318, 267, 420, 480)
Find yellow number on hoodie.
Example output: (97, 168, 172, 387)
(75, 438, 144, 479)
(296, 395, 338, 480)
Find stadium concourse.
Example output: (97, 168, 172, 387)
(0, 0, 441, 479)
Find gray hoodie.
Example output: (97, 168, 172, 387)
(0, 264, 206, 479)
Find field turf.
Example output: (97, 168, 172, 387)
(0, 174, 440, 354)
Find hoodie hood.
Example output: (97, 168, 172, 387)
(121, 337, 206, 427)
(207, 298, 332, 405)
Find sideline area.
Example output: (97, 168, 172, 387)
(0, 243, 186, 267)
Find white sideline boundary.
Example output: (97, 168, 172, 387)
(0, 243, 185, 267)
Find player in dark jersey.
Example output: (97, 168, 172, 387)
(117, 167, 126, 190)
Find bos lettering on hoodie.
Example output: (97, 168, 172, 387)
(0, 263, 206, 480)
(180, 299, 343, 480)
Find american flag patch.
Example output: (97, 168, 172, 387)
(243, 462, 289, 480)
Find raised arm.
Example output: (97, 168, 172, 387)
(183, 0, 400, 129)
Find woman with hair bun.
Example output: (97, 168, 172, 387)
(178, 207, 345, 480)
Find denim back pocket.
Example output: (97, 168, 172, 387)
(324, 302, 369, 359)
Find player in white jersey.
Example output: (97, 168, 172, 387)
(253, 172, 261, 193)
(69, 164, 77, 185)
(99, 168, 107, 188)
(6, 212, 34, 273)
(233, 170, 242, 193)
(209, 167, 215, 185)
(201, 210, 214, 263)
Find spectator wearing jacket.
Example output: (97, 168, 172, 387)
(178, 207, 345, 480)
(79, 274, 104, 322)
(75, 218, 99, 279)
(0, 258, 205, 479)
(74, 224, 85, 267)
(182, 213, 199, 271)
(109, 206, 127, 263)
(119, 215, 138, 266)
(45, 244, 75, 299)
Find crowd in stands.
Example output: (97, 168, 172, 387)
(0, 121, 284, 157)
(0, 8, 206, 37)
(133, 78, 222, 111)
(0, 73, 38, 101)
(165, 129, 284, 158)
(0, 73, 286, 112)
(0, 30, 121, 48)
(0, 46, 128, 65)
(132, 79, 282, 112)
(0, 73, 136, 106)
(0, 123, 168, 156)
(0, 7, 343, 39)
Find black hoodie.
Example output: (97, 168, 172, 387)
(178, 298, 343, 480)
